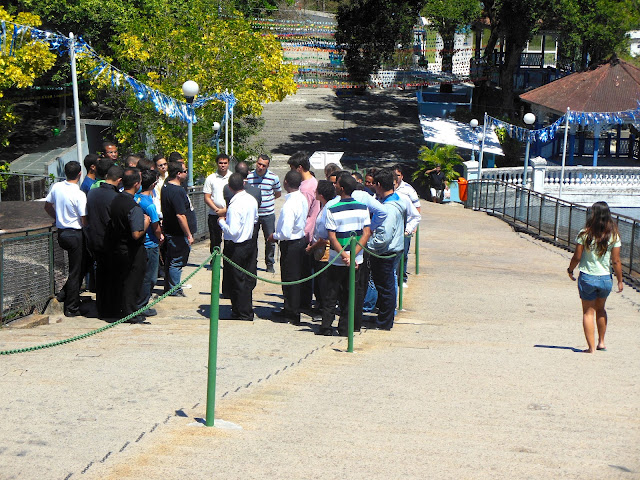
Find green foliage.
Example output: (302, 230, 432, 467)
(0, 163, 10, 191)
(421, 0, 482, 75)
(555, 0, 640, 69)
(413, 144, 463, 185)
(335, 0, 423, 84)
(79, 9, 296, 180)
(0, 7, 56, 149)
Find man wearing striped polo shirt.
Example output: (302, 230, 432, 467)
(317, 173, 371, 337)
(247, 154, 282, 273)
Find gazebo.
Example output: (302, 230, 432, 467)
(520, 58, 640, 165)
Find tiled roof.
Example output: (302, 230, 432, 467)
(520, 59, 640, 113)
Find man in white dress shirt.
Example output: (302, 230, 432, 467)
(394, 164, 421, 286)
(203, 154, 231, 253)
(267, 170, 309, 324)
(44, 161, 87, 317)
(218, 173, 259, 320)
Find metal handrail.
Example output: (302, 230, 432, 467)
(465, 179, 639, 278)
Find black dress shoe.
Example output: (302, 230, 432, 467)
(142, 308, 157, 316)
(126, 315, 147, 324)
(315, 328, 333, 336)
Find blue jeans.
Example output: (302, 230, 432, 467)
(370, 252, 399, 330)
(164, 234, 190, 294)
(138, 244, 159, 308)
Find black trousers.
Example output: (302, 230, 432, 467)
(222, 238, 255, 319)
(113, 245, 147, 318)
(95, 251, 119, 318)
(208, 214, 223, 253)
(299, 248, 313, 310)
(321, 264, 361, 335)
(279, 237, 306, 320)
(57, 228, 84, 315)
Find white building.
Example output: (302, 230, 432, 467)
(628, 30, 640, 57)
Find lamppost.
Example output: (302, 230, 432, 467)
(522, 112, 536, 187)
(469, 118, 479, 162)
(212, 121, 221, 154)
(182, 80, 199, 187)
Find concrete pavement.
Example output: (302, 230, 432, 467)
(1, 201, 639, 479)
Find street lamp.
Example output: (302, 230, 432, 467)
(182, 80, 199, 187)
(522, 112, 536, 187)
(212, 121, 221, 154)
(469, 118, 479, 162)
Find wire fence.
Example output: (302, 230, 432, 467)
(465, 180, 640, 284)
(0, 189, 208, 325)
(0, 173, 61, 202)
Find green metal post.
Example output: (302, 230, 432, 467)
(348, 237, 356, 353)
(414, 226, 419, 275)
(205, 250, 221, 427)
(398, 252, 404, 311)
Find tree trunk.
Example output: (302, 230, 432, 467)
(440, 32, 455, 93)
(500, 43, 523, 114)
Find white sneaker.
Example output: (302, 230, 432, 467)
(183, 284, 193, 289)
(402, 282, 409, 289)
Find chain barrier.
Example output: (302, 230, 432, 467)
(220, 239, 350, 285)
(0, 251, 216, 356)
(356, 241, 398, 259)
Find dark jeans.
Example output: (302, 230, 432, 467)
(256, 214, 276, 268)
(164, 234, 191, 294)
(279, 237, 306, 320)
(321, 264, 361, 335)
(223, 238, 255, 319)
(57, 228, 84, 315)
(138, 244, 159, 309)
(313, 259, 328, 313)
(371, 252, 399, 330)
(401, 234, 411, 283)
(208, 214, 223, 253)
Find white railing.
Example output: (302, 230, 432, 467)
(543, 166, 640, 187)
(465, 158, 640, 207)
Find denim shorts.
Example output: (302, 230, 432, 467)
(578, 272, 613, 301)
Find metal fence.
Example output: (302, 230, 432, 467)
(0, 173, 61, 202)
(465, 180, 640, 282)
(0, 189, 209, 325)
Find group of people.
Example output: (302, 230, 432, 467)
(45, 142, 625, 349)
(45, 142, 197, 322)
(209, 151, 421, 335)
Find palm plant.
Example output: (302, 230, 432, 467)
(412, 144, 463, 186)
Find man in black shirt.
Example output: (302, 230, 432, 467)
(161, 162, 197, 297)
(106, 168, 149, 322)
(426, 164, 447, 203)
(86, 164, 123, 318)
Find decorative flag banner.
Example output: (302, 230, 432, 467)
(488, 104, 640, 144)
(1, 20, 236, 124)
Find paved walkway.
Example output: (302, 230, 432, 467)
(1, 202, 639, 479)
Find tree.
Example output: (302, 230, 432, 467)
(0, 6, 56, 148)
(556, 0, 640, 70)
(335, 0, 423, 85)
(421, 0, 481, 92)
(412, 144, 463, 185)
(90, 10, 297, 178)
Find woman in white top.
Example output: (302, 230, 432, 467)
(567, 202, 623, 353)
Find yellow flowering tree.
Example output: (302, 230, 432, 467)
(0, 7, 56, 148)
(89, 10, 296, 179)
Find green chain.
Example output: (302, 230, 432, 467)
(221, 240, 350, 285)
(0, 252, 216, 356)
